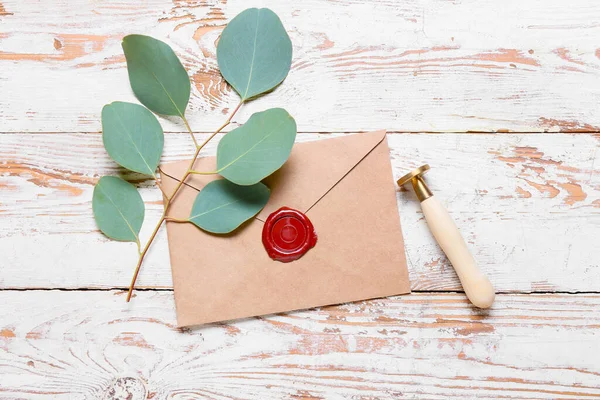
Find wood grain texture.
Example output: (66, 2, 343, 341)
(0, 132, 598, 292)
(2, 1, 600, 397)
(1, 0, 600, 133)
(0, 291, 598, 399)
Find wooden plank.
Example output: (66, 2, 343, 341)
(1, 0, 600, 133)
(1, 132, 598, 291)
(0, 291, 598, 399)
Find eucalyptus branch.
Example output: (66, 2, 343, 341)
(125, 102, 243, 302)
(94, 10, 294, 309)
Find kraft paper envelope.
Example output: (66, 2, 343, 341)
(160, 130, 410, 327)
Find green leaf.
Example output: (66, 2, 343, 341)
(217, 8, 293, 101)
(92, 176, 145, 242)
(189, 180, 270, 234)
(102, 102, 164, 176)
(122, 35, 191, 116)
(216, 108, 296, 185)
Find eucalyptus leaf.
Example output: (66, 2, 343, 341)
(122, 35, 190, 116)
(216, 108, 296, 185)
(189, 180, 270, 234)
(102, 102, 164, 176)
(217, 8, 293, 101)
(92, 176, 145, 242)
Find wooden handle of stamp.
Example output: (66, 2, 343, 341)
(421, 196, 495, 308)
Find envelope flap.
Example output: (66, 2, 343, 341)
(257, 130, 386, 218)
(159, 130, 387, 220)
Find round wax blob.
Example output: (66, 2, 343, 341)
(262, 207, 317, 262)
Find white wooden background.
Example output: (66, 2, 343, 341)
(1, 0, 599, 398)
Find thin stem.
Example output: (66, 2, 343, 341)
(126, 212, 166, 302)
(165, 217, 189, 223)
(155, 176, 169, 200)
(126, 101, 244, 302)
(189, 170, 218, 175)
(167, 146, 201, 206)
(182, 114, 199, 148)
(195, 101, 243, 150)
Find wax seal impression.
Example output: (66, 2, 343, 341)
(262, 207, 317, 262)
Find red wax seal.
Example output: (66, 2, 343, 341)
(262, 207, 317, 262)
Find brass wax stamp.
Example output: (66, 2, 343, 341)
(398, 164, 495, 309)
